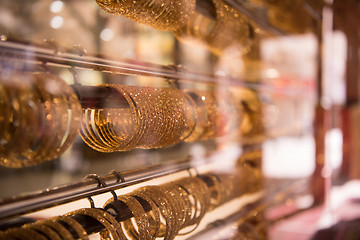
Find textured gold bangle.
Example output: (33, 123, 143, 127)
(23, 222, 62, 240)
(3, 227, 48, 240)
(176, 177, 211, 228)
(162, 182, 188, 229)
(130, 190, 161, 239)
(43, 218, 74, 240)
(138, 185, 177, 239)
(95, 0, 196, 32)
(171, 183, 193, 230)
(69, 208, 121, 240)
(117, 195, 151, 239)
(53, 215, 89, 240)
(103, 195, 151, 239)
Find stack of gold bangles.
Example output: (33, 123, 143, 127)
(0, 71, 81, 168)
(0, 172, 242, 239)
(80, 84, 257, 152)
(95, 0, 253, 55)
(0, 71, 260, 167)
(95, 0, 196, 32)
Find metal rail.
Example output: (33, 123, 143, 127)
(0, 158, 193, 220)
(0, 40, 314, 97)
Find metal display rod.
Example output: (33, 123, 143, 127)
(0, 40, 215, 83)
(0, 40, 311, 96)
(0, 158, 193, 220)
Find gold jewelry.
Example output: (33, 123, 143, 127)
(80, 84, 194, 152)
(95, 0, 196, 32)
(162, 182, 189, 229)
(23, 222, 62, 240)
(176, 177, 211, 228)
(137, 185, 177, 239)
(53, 215, 89, 240)
(182, 90, 215, 142)
(117, 195, 151, 239)
(2, 227, 48, 240)
(130, 190, 161, 239)
(68, 208, 121, 240)
(43, 218, 74, 240)
(0, 71, 81, 168)
(103, 195, 152, 240)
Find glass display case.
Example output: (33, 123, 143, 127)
(0, 0, 359, 239)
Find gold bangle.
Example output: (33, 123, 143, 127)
(68, 208, 121, 240)
(43, 218, 74, 240)
(137, 185, 177, 239)
(116, 195, 151, 239)
(23, 222, 62, 240)
(176, 177, 211, 228)
(95, 0, 196, 32)
(130, 190, 161, 239)
(162, 182, 188, 228)
(31, 72, 81, 163)
(53, 215, 89, 240)
(92, 109, 118, 150)
(168, 183, 193, 230)
(3, 227, 48, 240)
(80, 109, 115, 152)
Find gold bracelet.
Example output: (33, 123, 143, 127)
(81, 108, 123, 152)
(53, 215, 89, 240)
(169, 183, 193, 230)
(137, 185, 177, 239)
(43, 218, 74, 240)
(130, 190, 161, 239)
(117, 195, 151, 239)
(23, 221, 62, 240)
(92, 109, 119, 150)
(176, 177, 211, 228)
(162, 182, 188, 228)
(95, 0, 196, 32)
(3, 227, 48, 240)
(31, 72, 81, 163)
(80, 109, 115, 152)
(103, 194, 151, 240)
(96, 209, 126, 240)
(69, 208, 121, 240)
